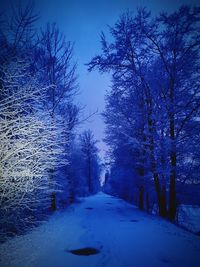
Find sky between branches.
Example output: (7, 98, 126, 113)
(1, 0, 199, 158)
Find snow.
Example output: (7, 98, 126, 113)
(0, 192, 200, 267)
(177, 205, 200, 234)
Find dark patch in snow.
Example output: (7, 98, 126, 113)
(85, 207, 93, 210)
(195, 231, 200, 236)
(130, 219, 138, 222)
(106, 202, 112, 205)
(68, 247, 100, 256)
(159, 257, 172, 264)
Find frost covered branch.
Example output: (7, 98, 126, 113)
(0, 64, 67, 212)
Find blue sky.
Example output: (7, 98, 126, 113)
(1, 0, 199, 158)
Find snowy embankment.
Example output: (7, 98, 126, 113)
(177, 205, 200, 234)
(0, 192, 200, 267)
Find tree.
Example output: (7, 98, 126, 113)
(79, 130, 101, 194)
(0, 62, 66, 213)
(0, 1, 39, 65)
(33, 22, 78, 210)
(0, 1, 83, 241)
(58, 103, 80, 204)
(34, 22, 78, 108)
(137, 6, 200, 219)
(88, 6, 200, 220)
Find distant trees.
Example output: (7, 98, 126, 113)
(58, 130, 101, 204)
(80, 130, 101, 194)
(89, 6, 200, 220)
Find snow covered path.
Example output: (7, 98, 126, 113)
(1, 192, 200, 267)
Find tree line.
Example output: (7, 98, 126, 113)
(0, 2, 101, 241)
(88, 5, 200, 220)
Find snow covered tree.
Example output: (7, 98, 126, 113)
(0, 1, 92, 240)
(32, 22, 78, 210)
(0, 62, 66, 214)
(134, 6, 200, 219)
(34, 22, 78, 105)
(56, 103, 80, 205)
(88, 5, 200, 220)
(79, 130, 101, 195)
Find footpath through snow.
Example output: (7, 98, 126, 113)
(0, 192, 200, 267)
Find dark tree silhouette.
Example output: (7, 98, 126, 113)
(80, 130, 100, 194)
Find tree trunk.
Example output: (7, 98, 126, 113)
(88, 155, 92, 194)
(168, 81, 177, 220)
(161, 185, 167, 216)
(51, 191, 56, 211)
(153, 173, 167, 217)
(146, 192, 150, 212)
(49, 174, 56, 211)
(148, 104, 167, 217)
(168, 141, 177, 220)
(68, 174, 75, 204)
(139, 186, 144, 210)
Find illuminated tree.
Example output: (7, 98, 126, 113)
(0, 63, 66, 212)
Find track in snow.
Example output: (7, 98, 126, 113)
(1, 192, 200, 267)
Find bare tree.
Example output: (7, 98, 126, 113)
(80, 130, 100, 194)
(33, 22, 78, 210)
(0, 1, 39, 64)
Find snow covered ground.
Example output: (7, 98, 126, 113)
(176, 205, 200, 234)
(0, 192, 200, 267)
